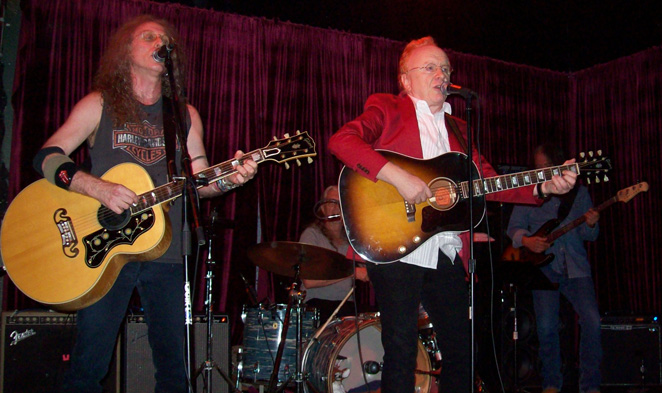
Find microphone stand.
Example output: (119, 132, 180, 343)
(192, 214, 241, 393)
(162, 48, 207, 393)
(464, 93, 477, 393)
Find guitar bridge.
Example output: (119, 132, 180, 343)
(404, 201, 416, 222)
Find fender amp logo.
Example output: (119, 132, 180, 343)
(9, 328, 36, 346)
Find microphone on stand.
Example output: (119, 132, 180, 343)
(152, 43, 176, 63)
(443, 83, 478, 99)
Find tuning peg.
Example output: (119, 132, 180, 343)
(307, 157, 313, 164)
(588, 151, 594, 158)
(603, 174, 609, 182)
(296, 159, 301, 167)
(580, 152, 586, 159)
(284, 162, 290, 170)
(597, 149, 602, 156)
(272, 135, 277, 141)
(296, 130, 301, 135)
(284, 133, 290, 138)
(586, 177, 591, 184)
(595, 176, 600, 183)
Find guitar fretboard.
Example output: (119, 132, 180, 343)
(459, 163, 580, 199)
(124, 149, 266, 216)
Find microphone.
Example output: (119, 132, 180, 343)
(444, 83, 477, 99)
(362, 360, 382, 374)
(152, 44, 175, 63)
(313, 199, 341, 221)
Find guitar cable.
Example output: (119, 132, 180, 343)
(473, 104, 507, 393)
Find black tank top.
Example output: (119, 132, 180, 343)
(89, 97, 189, 263)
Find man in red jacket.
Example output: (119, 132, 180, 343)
(328, 36, 577, 393)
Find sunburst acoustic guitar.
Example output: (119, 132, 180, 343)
(338, 150, 611, 264)
(1, 132, 316, 311)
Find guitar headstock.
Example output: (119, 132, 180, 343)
(616, 182, 649, 203)
(263, 131, 317, 169)
(578, 150, 612, 184)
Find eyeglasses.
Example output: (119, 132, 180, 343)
(138, 31, 173, 46)
(406, 64, 453, 77)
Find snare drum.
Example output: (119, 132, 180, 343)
(241, 304, 319, 383)
(303, 315, 431, 393)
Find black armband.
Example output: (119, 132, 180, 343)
(33, 146, 65, 176)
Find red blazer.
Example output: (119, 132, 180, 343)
(329, 92, 541, 271)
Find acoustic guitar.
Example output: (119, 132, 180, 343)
(501, 181, 649, 266)
(0, 132, 316, 311)
(338, 150, 611, 263)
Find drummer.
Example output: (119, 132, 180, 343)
(299, 185, 369, 322)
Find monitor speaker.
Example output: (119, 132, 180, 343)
(123, 314, 231, 393)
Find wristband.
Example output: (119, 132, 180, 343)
(53, 162, 79, 190)
(43, 154, 78, 189)
(216, 177, 239, 193)
(536, 182, 547, 199)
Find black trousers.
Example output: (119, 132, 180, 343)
(366, 251, 471, 393)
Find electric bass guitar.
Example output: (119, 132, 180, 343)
(338, 150, 611, 263)
(0, 132, 316, 311)
(501, 181, 649, 266)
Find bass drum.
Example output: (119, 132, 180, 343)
(303, 316, 431, 393)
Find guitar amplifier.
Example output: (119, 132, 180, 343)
(123, 314, 231, 393)
(601, 320, 662, 385)
(0, 311, 119, 393)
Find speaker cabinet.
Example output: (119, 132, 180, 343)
(0, 311, 119, 393)
(601, 322, 662, 385)
(123, 314, 231, 393)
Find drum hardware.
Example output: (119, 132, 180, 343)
(247, 242, 353, 393)
(192, 214, 240, 393)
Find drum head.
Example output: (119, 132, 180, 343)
(304, 317, 431, 393)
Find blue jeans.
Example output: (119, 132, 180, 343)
(366, 252, 471, 393)
(533, 267, 602, 392)
(62, 262, 186, 393)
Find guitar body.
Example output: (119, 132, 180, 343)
(339, 151, 485, 263)
(501, 219, 559, 267)
(1, 163, 171, 311)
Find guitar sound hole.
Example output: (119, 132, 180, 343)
(97, 206, 131, 231)
(428, 178, 458, 211)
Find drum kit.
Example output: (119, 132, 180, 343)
(241, 241, 443, 393)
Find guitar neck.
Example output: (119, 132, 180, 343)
(128, 149, 267, 215)
(545, 196, 615, 242)
(462, 163, 580, 199)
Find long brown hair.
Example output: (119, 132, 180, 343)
(93, 15, 188, 126)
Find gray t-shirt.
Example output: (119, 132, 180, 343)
(298, 225, 353, 301)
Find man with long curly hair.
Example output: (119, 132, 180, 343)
(33, 15, 257, 392)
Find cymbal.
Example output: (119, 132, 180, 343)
(247, 241, 353, 280)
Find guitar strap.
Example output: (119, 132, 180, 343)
(162, 95, 180, 181)
(444, 113, 468, 154)
(556, 186, 578, 224)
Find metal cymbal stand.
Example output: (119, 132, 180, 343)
(266, 263, 307, 393)
(193, 219, 240, 393)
